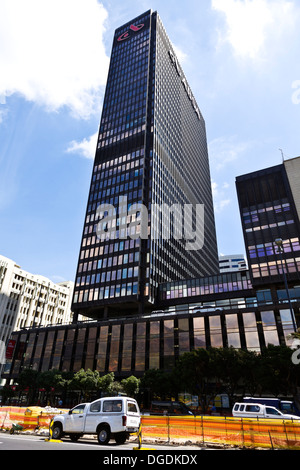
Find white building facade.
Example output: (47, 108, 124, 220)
(219, 254, 247, 273)
(0, 255, 75, 363)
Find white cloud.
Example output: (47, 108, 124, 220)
(209, 136, 251, 170)
(0, 0, 109, 119)
(66, 132, 98, 159)
(212, 0, 297, 60)
(211, 180, 231, 213)
(173, 44, 188, 64)
(0, 108, 8, 124)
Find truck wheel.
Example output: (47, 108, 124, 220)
(97, 425, 110, 445)
(52, 422, 63, 440)
(115, 432, 128, 444)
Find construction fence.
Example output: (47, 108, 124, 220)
(0, 406, 65, 433)
(1, 406, 300, 449)
(140, 415, 300, 449)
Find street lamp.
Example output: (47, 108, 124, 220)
(274, 238, 297, 331)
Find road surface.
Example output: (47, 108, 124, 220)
(0, 431, 204, 452)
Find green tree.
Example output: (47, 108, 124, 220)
(208, 347, 245, 404)
(69, 369, 100, 401)
(0, 384, 15, 404)
(141, 369, 178, 401)
(98, 372, 116, 396)
(37, 369, 69, 405)
(237, 349, 260, 397)
(121, 375, 140, 397)
(257, 344, 300, 397)
(17, 369, 39, 405)
(174, 348, 213, 412)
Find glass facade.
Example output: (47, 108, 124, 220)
(159, 271, 253, 301)
(225, 314, 241, 348)
(85, 327, 97, 370)
(72, 10, 218, 320)
(149, 321, 160, 369)
(41, 330, 55, 372)
(6, 285, 298, 380)
(261, 310, 279, 346)
(97, 326, 108, 372)
(122, 324, 133, 371)
(193, 317, 206, 349)
(135, 322, 146, 371)
(236, 164, 300, 285)
(243, 312, 260, 351)
(178, 318, 190, 354)
(51, 330, 64, 370)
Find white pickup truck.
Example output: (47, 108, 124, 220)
(232, 402, 300, 420)
(51, 396, 141, 444)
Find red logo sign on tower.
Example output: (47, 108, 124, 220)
(117, 23, 145, 42)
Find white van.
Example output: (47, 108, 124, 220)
(232, 402, 300, 420)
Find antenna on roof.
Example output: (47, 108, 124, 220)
(279, 149, 284, 162)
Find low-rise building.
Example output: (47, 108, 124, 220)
(219, 254, 247, 273)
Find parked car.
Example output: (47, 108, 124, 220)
(193, 306, 223, 314)
(143, 400, 194, 416)
(242, 396, 300, 416)
(232, 402, 300, 420)
(51, 396, 140, 444)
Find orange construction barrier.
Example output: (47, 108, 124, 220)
(0, 406, 67, 432)
(140, 415, 300, 449)
(1, 407, 300, 449)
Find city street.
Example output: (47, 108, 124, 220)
(0, 432, 204, 452)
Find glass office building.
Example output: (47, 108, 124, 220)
(236, 161, 300, 286)
(72, 10, 218, 320)
(4, 269, 299, 381)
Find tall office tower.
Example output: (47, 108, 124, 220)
(72, 10, 218, 320)
(236, 157, 300, 287)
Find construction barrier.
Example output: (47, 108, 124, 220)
(1, 407, 300, 449)
(0, 406, 66, 432)
(140, 415, 300, 449)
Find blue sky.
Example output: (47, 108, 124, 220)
(0, 0, 300, 283)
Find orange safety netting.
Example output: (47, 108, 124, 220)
(0, 406, 66, 431)
(140, 415, 300, 449)
(1, 406, 300, 449)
